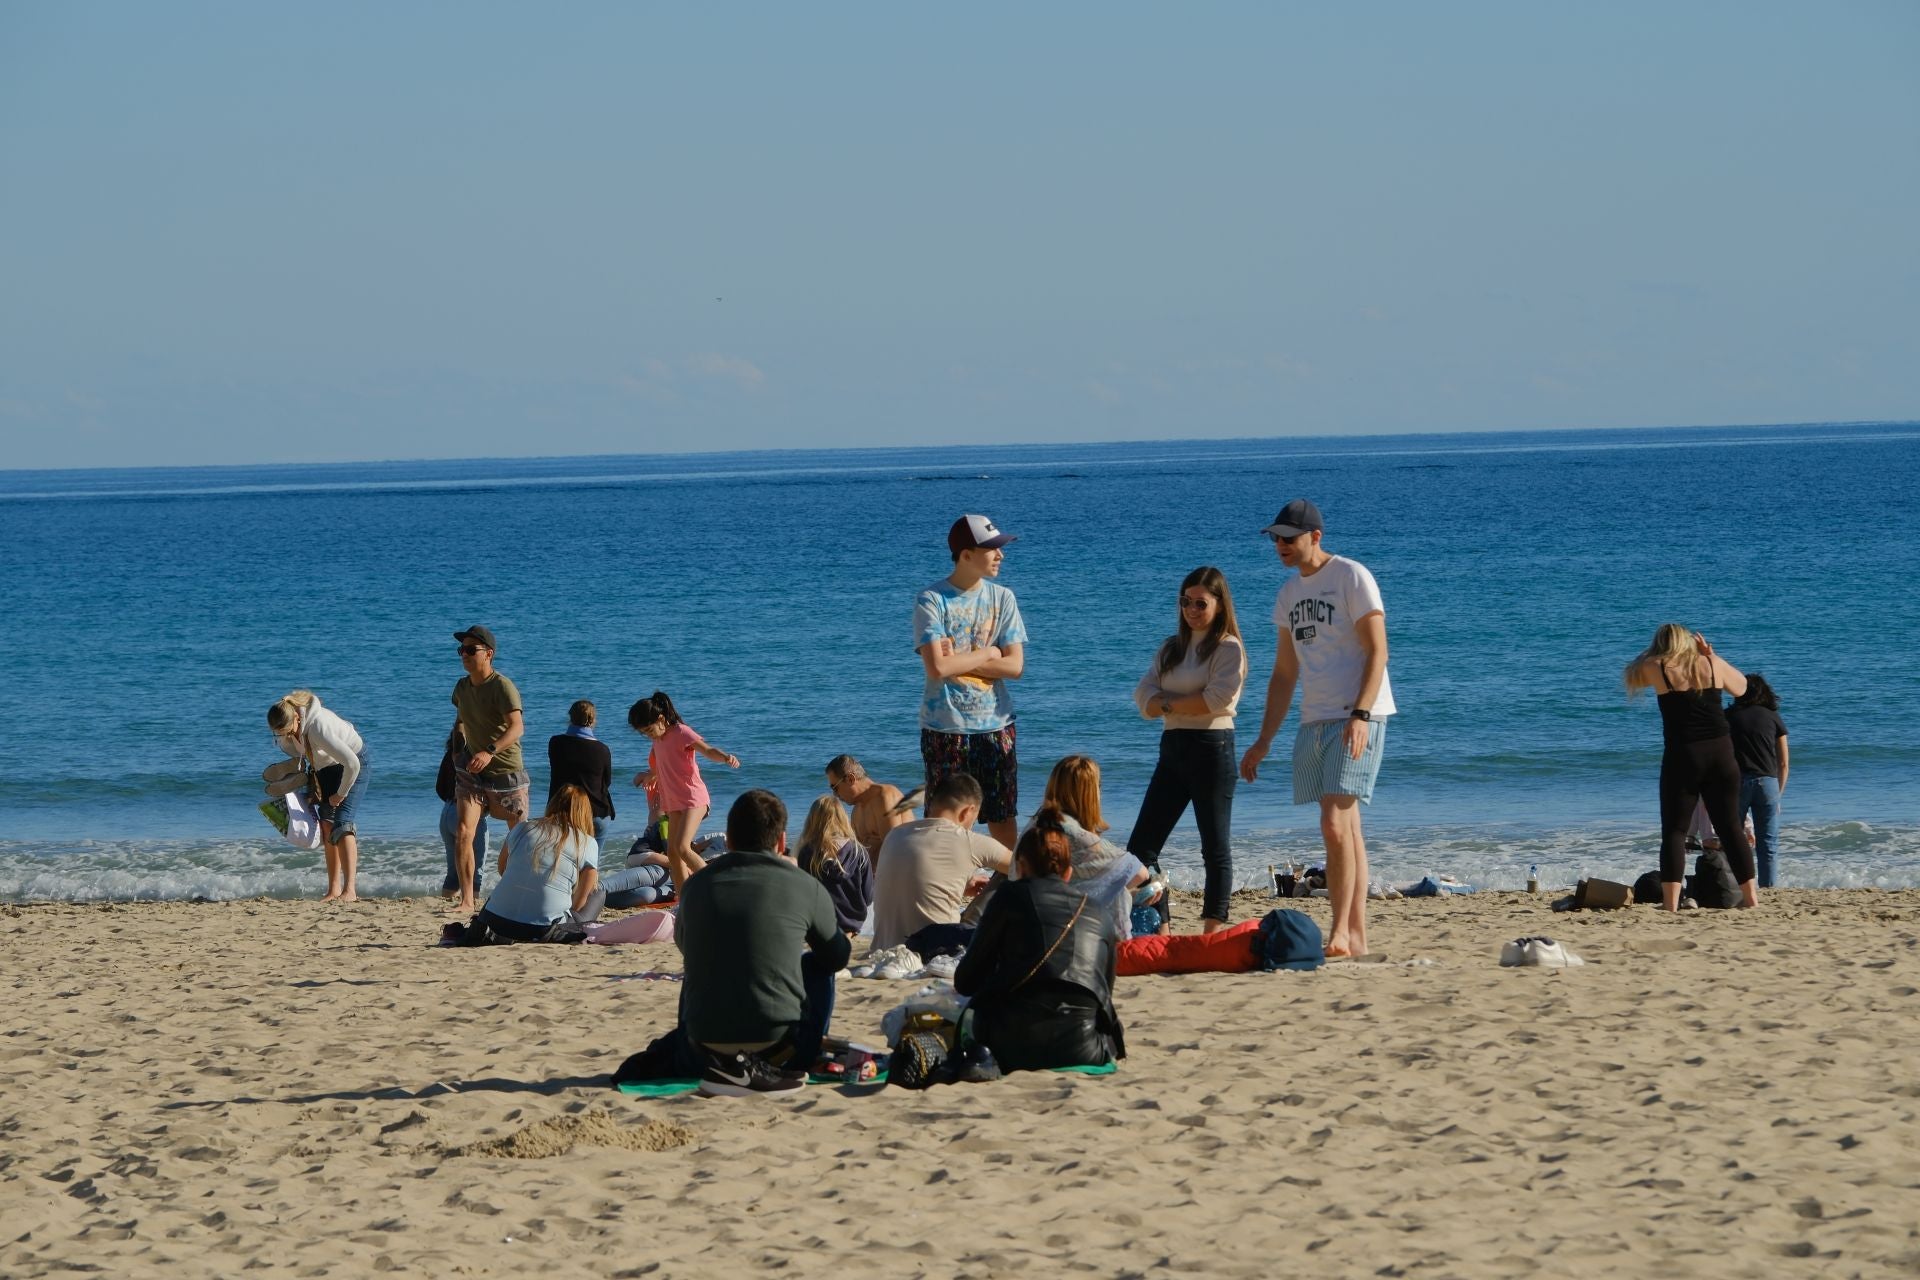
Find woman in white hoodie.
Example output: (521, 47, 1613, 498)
(268, 690, 369, 901)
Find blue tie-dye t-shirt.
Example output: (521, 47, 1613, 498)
(914, 577, 1028, 732)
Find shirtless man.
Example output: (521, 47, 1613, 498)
(824, 754, 918, 869)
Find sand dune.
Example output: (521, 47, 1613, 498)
(3, 887, 1918, 1277)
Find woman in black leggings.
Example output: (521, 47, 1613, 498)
(1624, 624, 1759, 911)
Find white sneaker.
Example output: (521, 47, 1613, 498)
(873, 946, 925, 980)
(1499, 936, 1585, 968)
(852, 944, 904, 979)
(923, 951, 962, 979)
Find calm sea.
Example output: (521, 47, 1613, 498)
(3, 422, 1916, 901)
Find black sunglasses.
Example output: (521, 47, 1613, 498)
(1180, 595, 1214, 610)
(457, 644, 486, 656)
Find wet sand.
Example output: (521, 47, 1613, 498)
(3, 887, 1918, 1278)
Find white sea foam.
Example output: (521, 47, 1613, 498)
(1153, 820, 1920, 895)
(5, 820, 1918, 903)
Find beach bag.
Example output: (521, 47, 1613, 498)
(890, 1012, 958, 1089)
(1632, 870, 1664, 904)
(1255, 909, 1326, 971)
(1687, 848, 1741, 910)
(259, 791, 324, 850)
(880, 985, 967, 1088)
(1571, 878, 1632, 911)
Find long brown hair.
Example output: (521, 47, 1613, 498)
(1042, 755, 1106, 834)
(528, 784, 596, 879)
(1157, 566, 1240, 673)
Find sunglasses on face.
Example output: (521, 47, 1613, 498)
(1180, 596, 1214, 610)
(458, 644, 486, 657)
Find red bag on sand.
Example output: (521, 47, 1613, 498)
(1117, 919, 1262, 976)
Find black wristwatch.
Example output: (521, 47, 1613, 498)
(1349, 708, 1372, 722)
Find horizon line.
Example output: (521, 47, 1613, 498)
(4, 416, 1916, 480)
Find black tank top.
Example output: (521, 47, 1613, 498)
(1656, 658, 1729, 746)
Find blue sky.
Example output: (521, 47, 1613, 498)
(1, 2, 1915, 468)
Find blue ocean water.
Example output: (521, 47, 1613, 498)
(3, 422, 1916, 901)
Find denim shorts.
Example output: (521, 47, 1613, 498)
(314, 750, 370, 838)
(1292, 718, 1387, 805)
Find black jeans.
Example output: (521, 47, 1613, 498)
(1659, 735, 1755, 885)
(1125, 729, 1236, 923)
(906, 922, 975, 959)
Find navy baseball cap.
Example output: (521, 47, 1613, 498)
(1258, 908, 1326, 971)
(1261, 499, 1323, 539)
(948, 513, 1017, 555)
(453, 625, 498, 650)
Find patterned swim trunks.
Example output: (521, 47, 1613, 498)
(920, 723, 1018, 823)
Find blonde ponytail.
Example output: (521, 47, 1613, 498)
(267, 690, 317, 732)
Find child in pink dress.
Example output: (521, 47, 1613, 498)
(627, 690, 740, 890)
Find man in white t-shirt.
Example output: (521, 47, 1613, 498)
(1238, 499, 1395, 959)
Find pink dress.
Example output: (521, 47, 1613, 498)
(649, 722, 711, 813)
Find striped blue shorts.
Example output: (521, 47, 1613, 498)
(1292, 717, 1388, 805)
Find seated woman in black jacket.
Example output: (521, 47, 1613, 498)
(953, 806, 1126, 1072)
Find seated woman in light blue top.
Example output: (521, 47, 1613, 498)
(473, 784, 601, 942)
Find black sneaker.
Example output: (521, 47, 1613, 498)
(696, 1051, 805, 1098)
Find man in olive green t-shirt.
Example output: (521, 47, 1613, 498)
(448, 625, 528, 911)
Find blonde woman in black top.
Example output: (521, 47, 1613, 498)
(1624, 624, 1758, 911)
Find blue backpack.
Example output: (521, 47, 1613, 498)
(1256, 909, 1326, 971)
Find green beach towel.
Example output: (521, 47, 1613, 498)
(616, 1060, 1116, 1097)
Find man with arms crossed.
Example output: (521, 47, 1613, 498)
(1238, 500, 1395, 959)
(915, 513, 1027, 850)
(448, 625, 529, 913)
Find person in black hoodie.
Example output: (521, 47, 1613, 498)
(953, 805, 1125, 1072)
(437, 727, 489, 898)
(549, 700, 616, 841)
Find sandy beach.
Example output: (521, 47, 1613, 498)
(4, 887, 1918, 1278)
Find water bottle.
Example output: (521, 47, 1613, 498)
(1527, 863, 1540, 894)
(1269, 863, 1281, 897)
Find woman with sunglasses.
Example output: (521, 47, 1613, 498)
(1124, 566, 1247, 933)
(267, 690, 369, 902)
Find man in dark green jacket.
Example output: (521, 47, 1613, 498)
(677, 789, 851, 1097)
